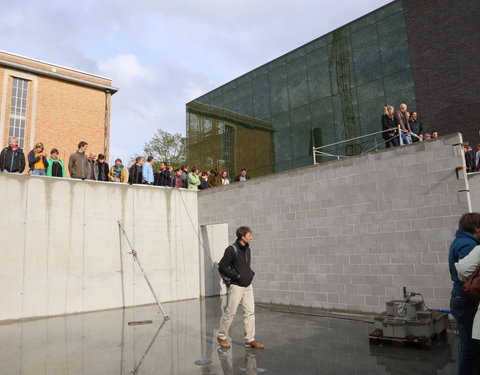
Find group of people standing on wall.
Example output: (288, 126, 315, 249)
(0, 137, 68, 176)
(381, 103, 438, 148)
(0, 137, 252, 189)
(463, 143, 480, 173)
(381, 104, 480, 174)
(128, 158, 250, 190)
(0, 138, 123, 181)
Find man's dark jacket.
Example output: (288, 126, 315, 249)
(0, 146, 26, 173)
(466, 150, 476, 171)
(128, 164, 143, 184)
(218, 240, 255, 287)
(95, 161, 110, 181)
(408, 119, 424, 140)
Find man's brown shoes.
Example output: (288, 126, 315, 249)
(244, 340, 265, 349)
(217, 337, 231, 349)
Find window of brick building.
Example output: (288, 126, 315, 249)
(9, 77, 29, 149)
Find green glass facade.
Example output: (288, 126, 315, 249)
(187, 1, 415, 177)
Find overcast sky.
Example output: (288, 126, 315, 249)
(1, 0, 392, 162)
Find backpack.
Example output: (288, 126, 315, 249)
(218, 243, 239, 288)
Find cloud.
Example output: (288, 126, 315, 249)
(97, 53, 212, 162)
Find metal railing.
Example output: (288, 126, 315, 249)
(312, 126, 420, 165)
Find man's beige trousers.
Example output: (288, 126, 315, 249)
(218, 284, 255, 342)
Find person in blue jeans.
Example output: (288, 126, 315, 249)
(449, 213, 480, 375)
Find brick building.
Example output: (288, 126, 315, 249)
(0, 51, 118, 174)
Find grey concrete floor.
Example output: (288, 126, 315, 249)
(0, 297, 457, 375)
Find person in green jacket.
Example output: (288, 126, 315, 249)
(46, 148, 66, 178)
(188, 167, 201, 190)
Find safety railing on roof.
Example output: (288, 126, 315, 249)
(312, 125, 420, 165)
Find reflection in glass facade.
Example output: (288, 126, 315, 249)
(187, 1, 415, 177)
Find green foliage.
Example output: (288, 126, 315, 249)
(143, 129, 186, 168)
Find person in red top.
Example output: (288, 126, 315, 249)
(173, 168, 183, 188)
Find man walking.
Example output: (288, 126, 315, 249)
(217, 226, 264, 350)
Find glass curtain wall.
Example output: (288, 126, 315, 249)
(187, 0, 415, 177)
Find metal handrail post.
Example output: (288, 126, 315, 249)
(311, 128, 400, 162)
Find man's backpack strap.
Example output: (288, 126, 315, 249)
(218, 243, 239, 288)
(231, 242, 239, 255)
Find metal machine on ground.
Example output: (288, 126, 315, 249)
(371, 287, 448, 343)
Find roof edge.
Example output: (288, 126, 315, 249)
(0, 50, 113, 81)
(0, 58, 119, 94)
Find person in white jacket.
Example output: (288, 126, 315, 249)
(455, 245, 480, 340)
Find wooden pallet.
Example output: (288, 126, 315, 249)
(369, 329, 447, 350)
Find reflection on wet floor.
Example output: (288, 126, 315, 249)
(0, 297, 457, 374)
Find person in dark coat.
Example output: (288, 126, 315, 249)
(381, 106, 399, 148)
(199, 171, 209, 190)
(217, 226, 264, 350)
(0, 136, 25, 173)
(154, 162, 170, 186)
(95, 154, 110, 182)
(465, 145, 476, 173)
(408, 112, 424, 142)
(128, 156, 144, 184)
(234, 168, 251, 182)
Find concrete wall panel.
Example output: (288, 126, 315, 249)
(0, 174, 199, 321)
(199, 223, 229, 297)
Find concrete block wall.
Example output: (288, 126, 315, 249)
(0, 173, 199, 321)
(198, 133, 470, 313)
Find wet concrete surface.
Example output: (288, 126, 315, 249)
(0, 297, 457, 374)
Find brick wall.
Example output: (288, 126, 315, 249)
(0, 65, 111, 175)
(404, 0, 480, 144)
(34, 76, 110, 163)
(198, 133, 470, 313)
